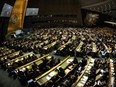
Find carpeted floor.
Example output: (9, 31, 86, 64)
(0, 69, 28, 87)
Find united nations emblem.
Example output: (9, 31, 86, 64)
(10, 14, 18, 24)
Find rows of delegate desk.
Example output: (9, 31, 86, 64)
(2, 28, 116, 58)
(0, 27, 115, 87)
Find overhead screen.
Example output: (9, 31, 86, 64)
(0, 3, 39, 17)
(26, 8, 39, 16)
(0, 3, 13, 17)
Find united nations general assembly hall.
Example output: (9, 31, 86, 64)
(0, 0, 116, 87)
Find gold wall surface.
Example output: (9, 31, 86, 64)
(7, 0, 28, 34)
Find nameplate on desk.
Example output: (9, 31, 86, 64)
(49, 71, 56, 77)
(27, 79, 33, 83)
(67, 58, 73, 63)
(46, 75, 52, 80)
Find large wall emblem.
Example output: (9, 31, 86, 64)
(10, 14, 18, 24)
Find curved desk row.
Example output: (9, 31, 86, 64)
(75, 58, 95, 87)
(0, 51, 20, 61)
(16, 54, 50, 71)
(6, 52, 34, 66)
(35, 56, 73, 86)
(108, 58, 115, 87)
(72, 57, 92, 87)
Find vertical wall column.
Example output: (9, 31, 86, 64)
(7, 0, 28, 34)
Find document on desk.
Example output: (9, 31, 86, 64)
(49, 71, 57, 77)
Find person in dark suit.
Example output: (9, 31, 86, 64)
(44, 80, 53, 87)
(32, 54, 37, 60)
(58, 67, 65, 77)
(42, 57, 48, 64)
(81, 57, 87, 67)
(18, 60, 23, 66)
(55, 58, 61, 65)
(32, 68, 40, 78)
(61, 79, 70, 87)
(17, 69, 25, 79)
(47, 57, 54, 67)
(19, 50, 23, 56)
(32, 62, 38, 70)
(42, 65, 50, 73)
(73, 57, 78, 64)
(69, 74, 76, 84)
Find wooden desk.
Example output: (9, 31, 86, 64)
(87, 34, 94, 41)
(75, 58, 95, 87)
(0, 47, 6, 51)
(36, 40, 49, 48)
(79, 33, 85, 41)
(103, 43, 111, 53)
(43, 40, 58, 50)
(92, 42, 97, 53)
(35, 56, 72, 86)
(72, 57, 92, 87)
(72, 35, 76, 40)
(0, 51, 20, 61)
(6, 52, 34, 65)
(0, 48, 8, 53)
(0, 49, 14, 57)
(108, 58, 115, 87)
(76, 42, 84, 52)
(58, 40, 71, 51)
(16, 54, 50, 71)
